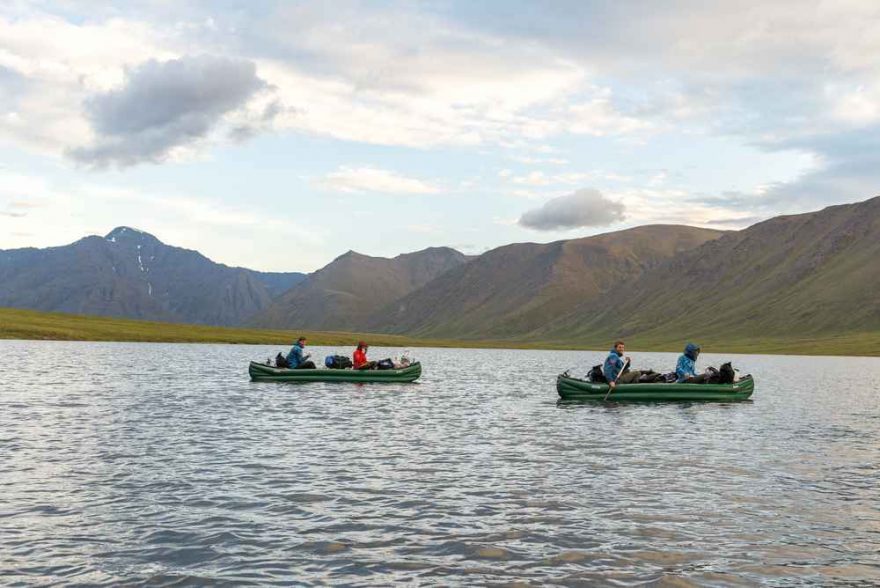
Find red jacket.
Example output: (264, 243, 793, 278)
(353, 348, 368, 369)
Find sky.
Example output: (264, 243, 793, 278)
(1, 0, 879, 272)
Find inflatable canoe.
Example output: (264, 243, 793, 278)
(249, 361, 422, 383)
(557, 373, 754, 402)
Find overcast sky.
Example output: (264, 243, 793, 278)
(1, 1, 878, 271)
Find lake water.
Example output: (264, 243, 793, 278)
(1, 341, 879, 586)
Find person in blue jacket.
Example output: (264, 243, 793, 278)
(603, 340, 642, 388)
(287, 336, 316, 369)
(676, 343, 708, 383)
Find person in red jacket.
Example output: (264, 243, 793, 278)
(353, 341, 376, 370)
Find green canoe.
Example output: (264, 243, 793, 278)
(248, 361, 422, 383)
(557, 373, 755, 402)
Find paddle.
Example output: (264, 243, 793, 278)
(562, 365, 579, 378)
(604, 358, 630, 401)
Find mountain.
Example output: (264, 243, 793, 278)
(0, 227, 306, 325)
(3, 197, 876, 347)
(371, 225, 724, 338)
(250, 247, 471, 330)
(543, 196, 880, 345)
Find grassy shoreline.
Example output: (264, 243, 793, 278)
(1, 307, 878, 357)
(0, 307, 540, 349)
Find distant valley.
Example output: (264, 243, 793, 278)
(1, 196, 878, 350)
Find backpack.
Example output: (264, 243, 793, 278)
(637, 370, 665, 383)
(719, 362, 735, 384)
(325, 355, 353, 369)
(705, 366, 721, 384)
(376, 358, 394, 370)
(589, 365, 607, 383)
(275, 352, 290, 368)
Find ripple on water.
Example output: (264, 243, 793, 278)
(1, 341, 879, 585)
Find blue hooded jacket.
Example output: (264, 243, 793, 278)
(603, 348, 627, 382)
(675, 343, 701, 382)
(287, 342, 306, 367)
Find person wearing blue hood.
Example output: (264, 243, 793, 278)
(676, 343, 709, 383)
(287, 336, 316, 369)
(603, 340, 642, 388)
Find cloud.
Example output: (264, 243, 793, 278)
(316, 166, 440, 195)
(693, 126, 880, 216)
(518, 188, 625, 230)
(509, 171, 596, 187)
(0, 5, 665, 161)
(1, 0, 878, 226)
(0, 198, 44, 218)
(0, 13, 175, 154)
(0, 65, 26, 104)
(509, 155, 570, 165)
(706, 216, 765, 227)
(68, 55, 267, 167)
(566, 93, 652, 136)
(503, 169, 631, 189)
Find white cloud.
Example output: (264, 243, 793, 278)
(566, 93, 653, 136)
(0, 13, 178, 155)
(1, 1, 879, 227)
(519, 188, 626, 230)
(510, 171, 592, 187)
(316, 166, 441, 195)
(830, 83, 880, 125)
(509, 155, 570, 165)
(505, 170, 629, 188)
(604, 186, 752, 227)
(254, 54, 631, 148)
(0, 5, 656, 161)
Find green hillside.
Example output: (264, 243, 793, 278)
(374, 225, 723, 338)
(543, 197, 880, 352)
(250, 247, 469, 331)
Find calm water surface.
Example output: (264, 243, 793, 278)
(1, 341, 879, 586)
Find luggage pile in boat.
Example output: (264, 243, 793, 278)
(558, 361, 754, 402)
(249, 360, 422, 383)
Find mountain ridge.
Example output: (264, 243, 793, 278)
(1, 196, 877, 347)
(368, 224, 725, 338)
(0, 226, 306, 325)
(540, 195, 880, 345)
(249, 245, 471, 330)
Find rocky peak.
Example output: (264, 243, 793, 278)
(104, 227, 161, 246)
